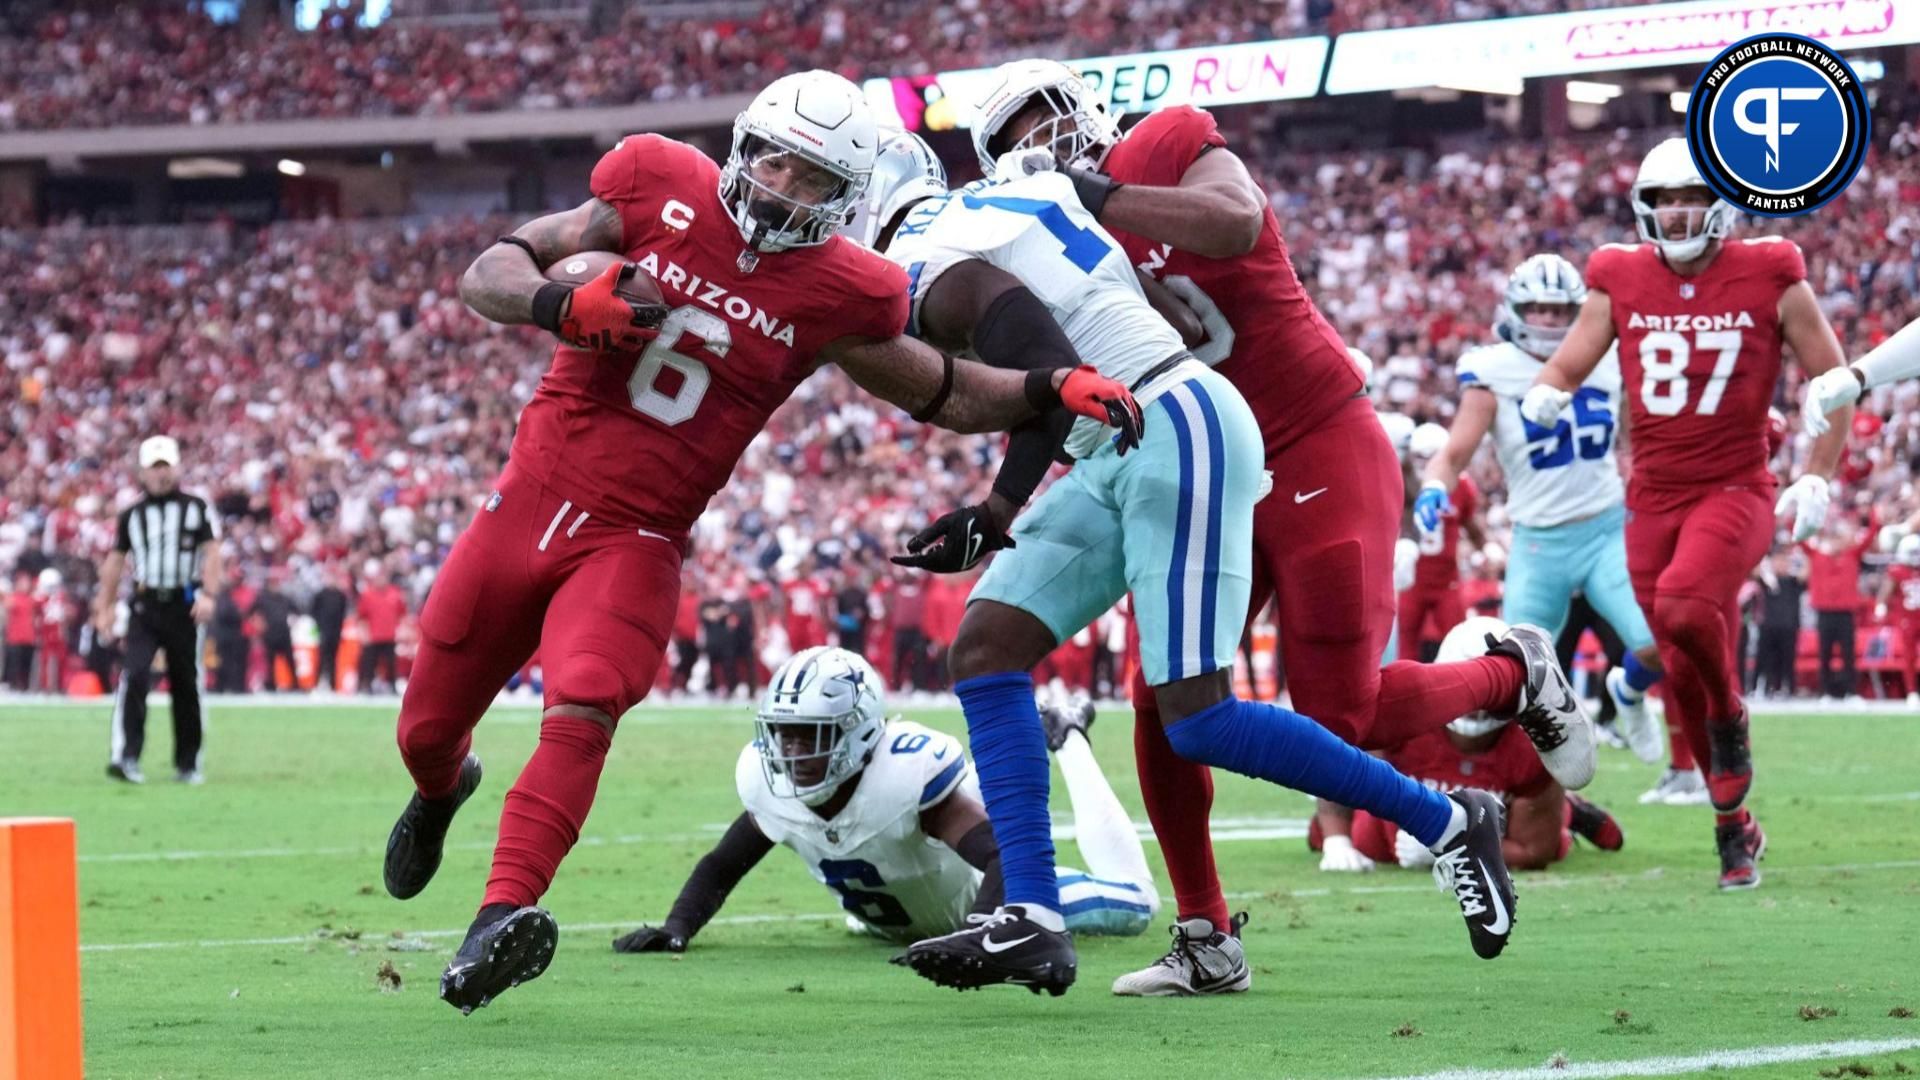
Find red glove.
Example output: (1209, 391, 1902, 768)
(1058, 365, 1145, 454)
(555, 263, 667, 353)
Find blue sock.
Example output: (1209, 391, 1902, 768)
(1623, 651, 1662, 693)
(1167, 697, 1457, 848)
(955, 672, 1059, 913)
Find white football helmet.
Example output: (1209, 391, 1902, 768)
(1348, 346, 1376, 394)
(1378, 411, 1416, 459)
(862, 127, 948, 248)
(972, 58, 1120, 177)
(755, 646, 889, 806)
(1631, 137, 1735, 263)
(1410, 422, 1449, 461)
(721, 71, 878, 253)
(1496, 254, 1587, 360)
(1899, 533, 1920, 567)
(1437, 616, 1512, 737)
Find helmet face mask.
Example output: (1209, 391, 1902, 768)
(721, 72, 877, 253)
(973, 59, 1120, 177)
(755, 647, 888, 806)
(1495, 253, 1587, 359)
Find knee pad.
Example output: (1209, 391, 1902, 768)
(1652, 593, 1721, 652)
(1285, 538, 1371, 645)
(543, 653, 634, 726)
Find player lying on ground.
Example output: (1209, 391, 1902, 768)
(378, 70, 1144, 1015)
(1416, 254, 1667, 765)
(864, 125, 1544, 998)
(610, 650, 1158, 954)
(1521, 137, 1853, 890)
(1311, 618, 1625, 875)
(939, 60, 1598, 998)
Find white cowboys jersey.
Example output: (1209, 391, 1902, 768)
(737, 719, 981, 944)
(885, 171, 1188, 459)
(1457, 342, 1625, 529)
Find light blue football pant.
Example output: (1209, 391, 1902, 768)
(971, 365, 1264, 687)
(1502, 503, 1655, 651)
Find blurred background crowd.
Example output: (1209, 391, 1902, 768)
(3, 0, 1918, 704)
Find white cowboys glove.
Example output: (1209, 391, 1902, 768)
(1803, 366, 1865, 437)
(1395, 827, 1437, 870)
(993, 147, 1058, 179)
(1392, 537, 1420, 593)
(1318, 834, 1375, 873)
(1519, 384, 1572, 428)
(1775, 474, 1832, 543)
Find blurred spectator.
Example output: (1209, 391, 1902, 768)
(1752, 550, 1806, 699)
(211, 584, 249, 693)
(311, 567, 351, 692)
(250, 569, 298, 692)
(357, 569, 408, 693)
(1803, 512, 1877, 700)
(4, 570, 41, 690)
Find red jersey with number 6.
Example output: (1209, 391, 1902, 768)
(508, 134, 910, 537)
(1100, 106, 1362, 455)
(1584, 237, 1803, 508)
(1415, 474, 1478, 591)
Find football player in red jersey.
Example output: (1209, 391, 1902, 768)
(1400, 423, 1488, 662)
(1312, 619, 1625, 875)
(381, 70, 1143, 1013)
(968, 59, 1593, 995)
(1524, 138, 1853, 890)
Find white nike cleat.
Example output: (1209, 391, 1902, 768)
(1637, 766, 1710, 806)
(1111, 913, 1250, 997)
(1606, 666, 1665, 764)
(1491, 624, 1597, 789)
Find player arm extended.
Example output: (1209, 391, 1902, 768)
(1422, 389, 1497, 496)
(1503, 782, 1567, 871)
(611, 812, 776, 953)
(458, 197, 625, 325)
(1778, 281, 1851, 481)
(919, 787, 1007, 917)
(1087, 145, 1267, 259)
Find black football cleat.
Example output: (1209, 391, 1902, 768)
(1705, 713, 1754, 813)
(1715, 814, 1767, 891)
(1567, 794, 1625, 851)
(440, 904, 558, 1014)
(384, 754, 482, 900)
(1430, 790, 1517, 960)
(893, 905, 1077, 995)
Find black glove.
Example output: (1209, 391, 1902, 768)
(891, 504, 1014, 573)
(611, 925, 687, 953)
(1063, 166, 1122, 219)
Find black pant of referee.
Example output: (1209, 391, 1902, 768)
(114, 587, 207, 777)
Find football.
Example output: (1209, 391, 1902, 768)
(543, 250, 665, 308)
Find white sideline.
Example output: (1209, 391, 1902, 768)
(78, 858, 1920, 954)
(1368, 1037, 1920, 1080)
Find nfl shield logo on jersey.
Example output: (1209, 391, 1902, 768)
(1679, 283, 1695, 299)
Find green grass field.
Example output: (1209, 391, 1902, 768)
(4, 700, 1919, 1080)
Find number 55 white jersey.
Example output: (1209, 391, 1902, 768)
(1457, 342, 1625, 529)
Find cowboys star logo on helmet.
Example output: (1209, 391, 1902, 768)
(1684, 32, 1869, 217)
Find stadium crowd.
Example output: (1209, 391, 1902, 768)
(4, 116, 1918, 699)
(1, 0, 1648, 131)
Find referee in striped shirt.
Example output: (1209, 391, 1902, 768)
(93, 435, 223, 785)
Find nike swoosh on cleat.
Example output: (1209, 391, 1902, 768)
(982, 933, 1037, 954)
(1478, 860, 1510, 936)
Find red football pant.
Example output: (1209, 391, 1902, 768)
(1132, 398, 1522, 927)
(1397, 585, 1467, 660)
(1626, 485, 1772, 775)
(395, 466, 680, 907)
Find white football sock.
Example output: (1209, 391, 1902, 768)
(1054, 729, 1156, 896)
(1427, 797, 1469, 855)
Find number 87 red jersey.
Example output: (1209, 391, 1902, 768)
(1585, 236, 1805, 507)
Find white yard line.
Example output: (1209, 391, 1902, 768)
(1368, 1037, 1920, 1080)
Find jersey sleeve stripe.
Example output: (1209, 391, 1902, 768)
(918, 757, 966, 807)
(904, 261, 926, 338)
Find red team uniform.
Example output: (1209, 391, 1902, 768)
(1339, 726, 1562, 866)
(1101, 106, 1527, 929)
(1585, 236, 1802, 807)
(1399, 475, 1479, 660)
(395, 133, 908, 911)
(1886, 565, 1920, 694)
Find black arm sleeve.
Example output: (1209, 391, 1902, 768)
(661, 812, 776, 941)
(954, 820, 1004, 917)
(991, 408, 1075, 508)
(970, 286, 1082, 374)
